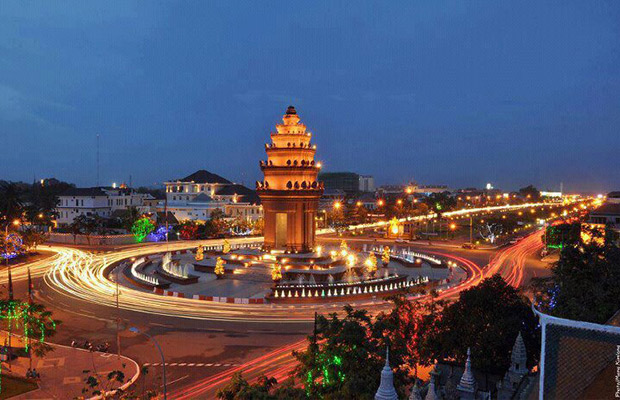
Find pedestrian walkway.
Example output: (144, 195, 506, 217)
(143, 361, 240, 368)
(8, 343, 139, 399)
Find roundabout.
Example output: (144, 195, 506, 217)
(41, 238, 483, 323)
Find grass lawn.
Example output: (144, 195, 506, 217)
(0, 375, 38, 399)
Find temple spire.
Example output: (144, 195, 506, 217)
(375, 347, 398, 400)
(409, 378, 423, 400)
(510, 331, 528, 375)
(457, 347, 477, 399)
(424, 366, 440, 400)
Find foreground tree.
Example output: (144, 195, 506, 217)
(418, 275, 540, 373)
(532, 228, 620, 323)
(294, 306, 387, 399)
(216, 372, 305, 400)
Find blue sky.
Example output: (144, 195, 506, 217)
(1, 1, 619, 192)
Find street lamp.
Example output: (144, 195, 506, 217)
(333, 201, 341, 210)
(129, 327, 167, 399)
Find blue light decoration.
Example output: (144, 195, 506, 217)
(147, 225, 169, 242)
(1, 234, 23, 260)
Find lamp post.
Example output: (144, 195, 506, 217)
(129, 327, 167, 399)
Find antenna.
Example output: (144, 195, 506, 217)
(96, 133, 100, 187)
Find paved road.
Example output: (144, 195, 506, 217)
(1, 226, 551, 399)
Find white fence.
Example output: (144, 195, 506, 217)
(46, 232, 136, 246)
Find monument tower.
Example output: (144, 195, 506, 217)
(257, 106, 324, 252)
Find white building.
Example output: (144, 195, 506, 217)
(359, 175, 375, 192)
(56, 187, 153, 226)
(161, 170, 262, 222)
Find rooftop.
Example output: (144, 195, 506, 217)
(60, 187, 108, 197)
(175, 169, 232, 184)
(590, 202, 620, 216)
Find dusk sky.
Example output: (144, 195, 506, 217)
(1, 1, 619, 192)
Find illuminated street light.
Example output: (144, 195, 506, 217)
(377, 199, 385, 207)
(333, 201, 342, 210)
(129, 327, 167, 399)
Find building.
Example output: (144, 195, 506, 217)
(586, 191, 620, 240)
(359, 175, 375, 192)
(164, 170, 233, 203)
(56, 187, 153, 226)
(414, 185, 449, 195)
(318, 172, 360, 193)
(161, 170, 262, 223)
(533, 307, 620, 399)
(257, 106, 324, 252)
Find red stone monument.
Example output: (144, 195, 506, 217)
(257, 106, 324, 252)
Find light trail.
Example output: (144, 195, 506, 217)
(42, 241, 482, 323)
(486, 230, 544, 287)
(169, 339, 307, 400)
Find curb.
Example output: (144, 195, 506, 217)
(151, 287, 265, 304)
(0, 331, 141, 400)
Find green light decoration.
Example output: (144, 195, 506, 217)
(0, 300, 57, 395)
(131, 217, 155, 243)
(306, 352, 346, 393)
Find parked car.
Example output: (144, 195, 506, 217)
(461, 242, 477, 249)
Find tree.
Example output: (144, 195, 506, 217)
(216, 372, 305, 400)
(120, 206, 141, 231)
(252, 217, 265, 235)
(26, 178, 73, 225)
(20, 301, 60, 369)
(20, 227, 48, 251)
(80, 365, 157, 399)
(518, 185, 541, 201)
(418, 275, 540, 373)
(477, 221, 503, 244)
(68, 215, 105, 245)
(372, 296, 440, 379)
(131, 217, 155, 243)
(0, 300, 60, 370)
(210, 208, 228, 235)
(532, 227, 620, 323)
(423, 192, 456, 213)
(294, 306, 386, 399)
(0, 182, 24, 226)
(178, 220, 200, 240)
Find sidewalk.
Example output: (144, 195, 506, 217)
(8, 343, 139, 399)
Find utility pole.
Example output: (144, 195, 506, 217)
(114, 257, 121, 360)
(470, 215, 473, 244)
(96, 133, 100, 187)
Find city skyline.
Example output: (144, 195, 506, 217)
(2, 1, 619, 192)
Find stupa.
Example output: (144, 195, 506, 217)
(257, 106, 324, 252)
